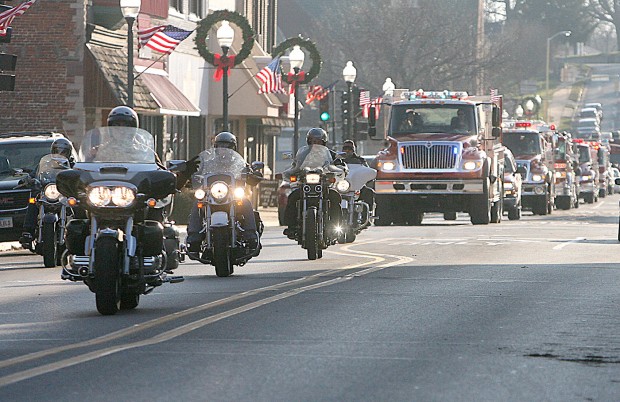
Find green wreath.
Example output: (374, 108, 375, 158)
(272, 36, 321, 84)
(194, 10, 255, 66)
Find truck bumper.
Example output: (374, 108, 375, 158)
(375, 179, 484, 194)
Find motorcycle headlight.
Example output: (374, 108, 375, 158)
(531, 174, 543, 182)
(194, 189, 206, 200)
(504, 182, 513, 190)
(336, 179, 351, 193)
(233, 187, 246, 200)
(88, 186, 111, 207)
(210, 181, 229, 201)
(43, 183, 61, 201)
(306, 173, 321, 184)
(111, 186, 136, 207)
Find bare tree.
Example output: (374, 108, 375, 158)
(588, 0, 620, 49)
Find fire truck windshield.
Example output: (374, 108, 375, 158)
(578, 146, 591, 164)
(390, 104, 475, 136)
(503, 132, 542, 156)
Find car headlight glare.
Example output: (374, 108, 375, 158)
(43, 184, 61, 201)
(336, 179, 351, 193)
(88, 186, 111, 207)
(210, 181, 229, 201)
(233, 187, 246, 200)
(194, 189, 206, 200)
(306, 173, 321, 184)
(531, 174, 543, 182)
(111, 186, 136, 207)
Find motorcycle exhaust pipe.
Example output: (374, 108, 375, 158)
(78, 267, 89, 277)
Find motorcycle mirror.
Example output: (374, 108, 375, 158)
(251, 161, 265, 171)
(166, 159, 186, 170)
(282, 152, 293, 160)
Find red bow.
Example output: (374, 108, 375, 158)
(287, 71, 306, 94)
(213, 54, 236, 82)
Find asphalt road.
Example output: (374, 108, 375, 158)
(0, 195, 619, 401)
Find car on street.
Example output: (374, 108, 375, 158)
(611, 167, 620, 193)
(503, 148, 522, 220)
(0, 131, 71, 242)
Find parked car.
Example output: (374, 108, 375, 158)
(579, 107, 601, 123)
(584, 102, 603, 120)
(612, 167, 620, 193)
(0, 131, 71, 242)
(503, 148, 522, 220)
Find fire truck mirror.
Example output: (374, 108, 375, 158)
(492, 127, 502, 138)
(368, 106, 377, 138)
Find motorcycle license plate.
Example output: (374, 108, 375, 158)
(0, 217, 13, 228)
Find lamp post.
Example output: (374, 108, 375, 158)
(217, 21, 235, 132)
(289, 45, 305, 152)
(545, 30, 571, 122)
(342, 61, 357, 141)
(120, 0, 141, 108)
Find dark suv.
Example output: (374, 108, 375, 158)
(0, 131, 69, 242)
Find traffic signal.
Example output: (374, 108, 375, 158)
(319, 94, 330, 122)
(341, 90, 349, 139)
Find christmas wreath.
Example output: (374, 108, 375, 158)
(194, 10, 255, 67)
(272, 36, 321, 84)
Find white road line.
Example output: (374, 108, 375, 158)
(553, 237, 586, 250)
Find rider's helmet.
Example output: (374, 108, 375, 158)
(306, 128, 328, 146)
(107, 106, 139, 128)
(214, 131, 237, 151)
(50, 138, 73, 159)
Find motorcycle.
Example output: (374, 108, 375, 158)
(286, 144, 345, 260)
(188, 147, 264, 277)
(56, 126, 184, 315)
(335, 163, 377, 243)
(18, 154, 78, 267)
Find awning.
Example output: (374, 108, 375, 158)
(140, 72, 200, 116)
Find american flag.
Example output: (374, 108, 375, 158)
(137, 25, 193, 54)
(490, 88, 500, 103)
(362, 96, 383, 119)
(0, 0, 36, 36)
(257, 57, 284, 94)
(359, 90, 371, 106)
(305, 85, 324, 104)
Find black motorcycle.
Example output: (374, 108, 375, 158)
(188, 148, 263, 277)
(56, 127, 184, 315)
(18, 154, 77, 267)
(287, 145, 344, 260)
(335, 163, 377, 244)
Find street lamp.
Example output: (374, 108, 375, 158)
(289, 45, 305, 152)
(120, 0, 141, 108)
(545, 30, 571, 121)
(217, 21, 235, 132)
(342, 61, 357, 141)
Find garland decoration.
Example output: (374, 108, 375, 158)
(194, 10, 255, 67)
(271, 36, 321, 84)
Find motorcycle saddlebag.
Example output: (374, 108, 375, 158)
(136, 220, 164, 257)
(65, 219, 89, 255)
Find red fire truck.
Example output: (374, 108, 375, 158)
(368, 90, 504, 225)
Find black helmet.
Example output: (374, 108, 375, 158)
(107, 106, 139, 128)
(50, 138, 73, 158)
(214, 131, 237, 150)
(306, 127, 328, 146)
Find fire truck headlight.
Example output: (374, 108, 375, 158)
(531, 174, 543, 182)
(534, 186, 545, 195)
(462, 160, 481, 171)
(381, 161, 396, 171)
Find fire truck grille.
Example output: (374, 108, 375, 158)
(401, 144, 458, 169)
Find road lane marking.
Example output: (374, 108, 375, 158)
(553, 237, 587, 250)
(0, 244, 409, 387)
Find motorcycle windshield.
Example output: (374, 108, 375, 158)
(295, 145, 333, 170)
(195, 148, 246, 184)
(346, 164, 377, 191)
(38, 154, 71, 184)
(78, 127, 156, 163)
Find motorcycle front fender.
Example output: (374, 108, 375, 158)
(42, 212, 59, 224)
(210, 210, 229, 227)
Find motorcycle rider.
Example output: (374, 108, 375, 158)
(341, 140, 375, 212)
(185, 131, 261, 254)
(282, 128, 345, 239)
(19, 137, 75, 248)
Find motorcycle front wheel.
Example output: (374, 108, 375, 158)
(41, 222, 56, 268)
(94, 236, 121, 315)
(213, 227, 234, 277)
(305, 208, 319, 260)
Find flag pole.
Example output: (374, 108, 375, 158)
(133, 50, 171, 81)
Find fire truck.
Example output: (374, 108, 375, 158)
(552, 132, 580, 210)
(501, 120, 556, 215)
(368, 90, 504, 225)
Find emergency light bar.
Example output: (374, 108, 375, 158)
(401, 90, 469, 100)
(515, 122, 532, 128)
